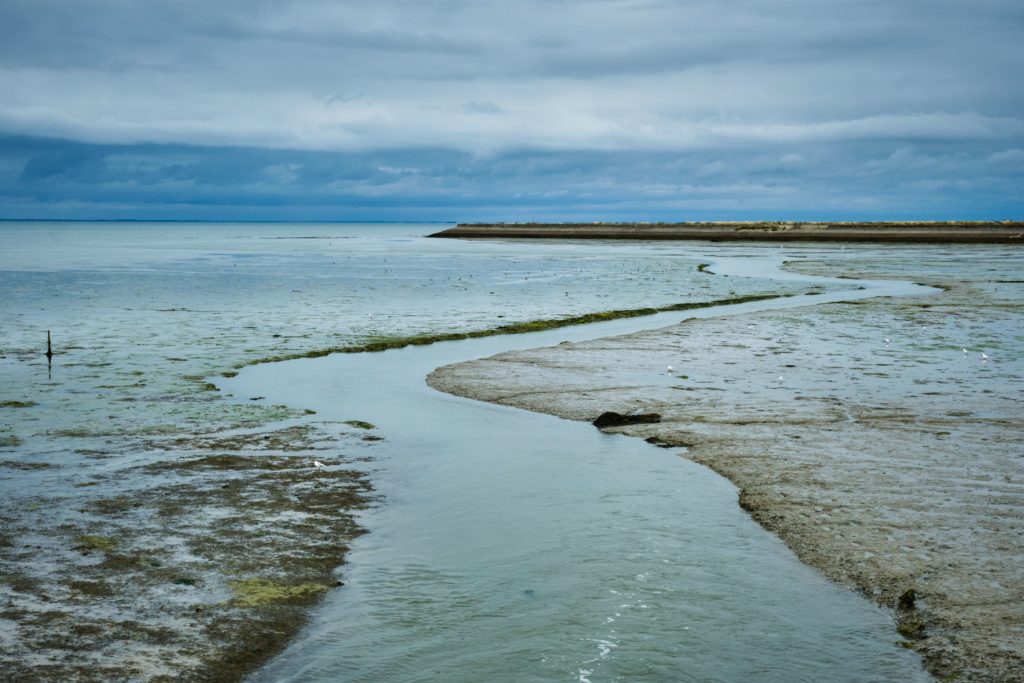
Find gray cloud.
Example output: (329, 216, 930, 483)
(0, 0, 1021, 218)
(3, 133, 1020, 221)
(2, 0, 1022, 151)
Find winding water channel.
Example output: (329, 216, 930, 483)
(225, 256, 934, 682)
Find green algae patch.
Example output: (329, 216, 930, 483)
(228, 577, 329, 607)
(1, 572, 39, 593)
(67, 579, 115, 598)
(243, 293, 787, 367)
(0, 460, 52, 470)
(50, 428, 96, 438)
(221, 371, 239, 378)
(0, 400, 37, 408)
(75, 535, 118, 552)
(146, 454, 291, 472)
(90, 496, 138, 516)
(344, 420, 376, 430)
(55, 424, 184, 439)
(149, 424, 323, 453)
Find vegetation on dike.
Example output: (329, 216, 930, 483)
(242, 293, 787, 367)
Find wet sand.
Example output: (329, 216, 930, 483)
(0, 419, 377, 682)
(428, 258, 1024, 682)
(432, 221, 1024, 243)
(3, 230, 1019, 681)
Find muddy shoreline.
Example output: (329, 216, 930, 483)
(0, 419, 379, 682)
(427, 263, 1024, 682)
(1, 294, 803, 682)
(432, 221, 1024, 243)
(4, 234, 1019, 681)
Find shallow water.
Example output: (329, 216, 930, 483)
(228, 260, 932, 683)
(0, 221, 814, 460)
(5, 222, 988, 681)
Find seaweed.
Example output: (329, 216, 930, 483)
(74, 535, 118, 552)
(0, 400, 37, 408)
(241, 293, 787, 368)
(228, 577, 329, 607)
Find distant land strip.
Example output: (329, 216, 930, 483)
(431, 221, 1024, 243)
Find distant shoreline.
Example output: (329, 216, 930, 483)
(432, 221, 1024, 243)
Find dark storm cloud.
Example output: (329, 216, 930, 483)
(0, 0, 1021, 218)
(4, 133, 1020, 221)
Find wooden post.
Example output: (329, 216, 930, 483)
(46, 331, 53, 364)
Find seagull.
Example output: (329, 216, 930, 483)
(666, 365, 674, 373)
(778, 375, 784, 382)
(884, 338, 890, 345)
(313, 460, 326, 469)
(962, 347, 968, 355)
(981, 352, 988, 363)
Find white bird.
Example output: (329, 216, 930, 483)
(982, 352, 988, 363)
(884, 338, 890, 345)
(313, 460, 326, 469)
(778, 375, 784, 382)
(666, 365, 674, 373)
(962, 347, 968, 355)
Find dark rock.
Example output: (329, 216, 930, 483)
(896, 589, 926, 639)
(897, 615, 925, 639)
(592, 411, 662, 429)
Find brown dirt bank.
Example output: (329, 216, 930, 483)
(432, 221, 1024, 243)
(427, 279, 1024, 682)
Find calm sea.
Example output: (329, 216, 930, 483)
(1, 222, 934, 681)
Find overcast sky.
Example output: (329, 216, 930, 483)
(1, 0, 1021, 221)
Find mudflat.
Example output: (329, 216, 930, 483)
(427, 251, 1024, 682)
(432, 221, 1024, 243)
(0, 420, 377, 682)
